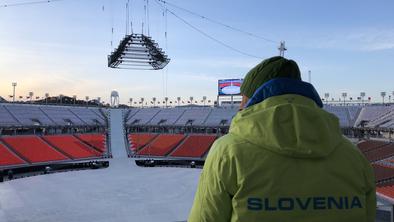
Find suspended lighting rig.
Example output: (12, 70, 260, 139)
(108, 34, 170, 70)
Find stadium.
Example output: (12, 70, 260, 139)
(1, 0, 394, 222)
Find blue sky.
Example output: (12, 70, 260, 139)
(0, 0, 393, 104)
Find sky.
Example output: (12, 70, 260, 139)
(0, 0, 393, 105)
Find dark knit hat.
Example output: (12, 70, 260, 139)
(240, 56, 302, 98)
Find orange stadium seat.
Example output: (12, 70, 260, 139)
(76, 134, 107, 152)
(128, 133, 158, 151)
(170, 134, 217, 158)
(0, 142, 26, 166)
(43, 135, 101, 159)
(137, 134, 185, 156)
(1, 136, 69, 163)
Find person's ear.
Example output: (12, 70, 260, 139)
(239, 95, 249, 111)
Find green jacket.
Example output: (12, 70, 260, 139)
(189, 94, 375, 222)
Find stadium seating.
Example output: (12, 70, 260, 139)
(170, 134, 217, 158)
(1, 136, 69, 163)
(357, 140, 389, 153)
(76, 134, 107, 152)
(377, 185, 394, 198)
(68, 107, 106, 125)
(0, 142, 26, 166)
(148, 108, 185, 126)
(373, 164, 394, 186)
(41, 106, 86, 126)
(126, 108, 160, 125)
(203, 108, 237, 126)
(175, 108, 211, 126)
(128, 133, 158, 151)
(0, 105, 20, 127)
(363, 143, 394, 162)
(137, 134, 185, 156)
(6, 104, 55, 126)
(43, 135, 101, 159)
(355, 106, 393, 127)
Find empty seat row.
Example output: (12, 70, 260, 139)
(0, 134, 106, 167)
(129, 133, 217, 158)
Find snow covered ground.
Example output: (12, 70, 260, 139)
(0, 109, 202, 222)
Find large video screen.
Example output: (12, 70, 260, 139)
(218, 79, 243, 96)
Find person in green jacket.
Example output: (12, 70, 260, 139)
(188, 56, 376, 222)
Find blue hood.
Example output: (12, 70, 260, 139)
(245, 78, 323, 108)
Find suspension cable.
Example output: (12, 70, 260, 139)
(156, 0, 277, 44)
(154, 0, 262, 59)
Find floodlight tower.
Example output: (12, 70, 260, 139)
(324, 93, 329, 105)
(308, 70, 312, 83)
(164, 97, 169, 108)
(342, 92, 347, 106)
(189, 96, 194, 105)
(152, 97, 157, 107)
(11, 82, 17, 102)
(278, 41, 287, 57)
(381, 92, 386, 104)
(129, 98, 133, 107)
(177, 97, 181, 106)
(59, 94, 63, 104)
(85, 96, 90, 106)
(360, 92, 366, 105)
(45, 93, 49, 104)
(72, 95, 77, 105)
(140, 98, 144, 108)
(29, 92, 34, 103)
(203, 96, 207, 106)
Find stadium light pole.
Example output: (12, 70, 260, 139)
(129, 98, 133, 107)
(45, 93, 49, 104)
(324, 93, 329, 105)
(203, 96, 207, 106)
(190, 96, 194, 105)
(164, 97, 168, 108)
(59, 94, 63, 104)
(360, 92, 365, 106)
(381, 92, 386, 104)
(85, 96, 89, 106)
(73, 95, 77, 105)
(177, 97, 181, 107)
(152, 97, 156, 107)
(29, 92, 33, 103)
(11, 82, 17, 102)
(140, 97, 144, 108)
(341, 92, 347, 106)
(97, 97, 101, 107)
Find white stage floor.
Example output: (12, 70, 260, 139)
(0, 158, 201, 222)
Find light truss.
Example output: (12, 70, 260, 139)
(108, 34, 170, 70)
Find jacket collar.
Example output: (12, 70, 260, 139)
(245, 78, 323, 108)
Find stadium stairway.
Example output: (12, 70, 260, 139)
(109, 109, 128, 158)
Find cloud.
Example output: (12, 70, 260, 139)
(300, 28, 394, 51)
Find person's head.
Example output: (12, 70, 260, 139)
(239, 56, 301, 110)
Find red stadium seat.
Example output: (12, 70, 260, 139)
(1, 136, 69, 163)
(43, 135, 101, 159)
(0, 142, 26, 166)
(76, 134, 107, 152)
(137, 134, 185, 156)
(170, 134, 217, 158)
(128, 133, 158, 151)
